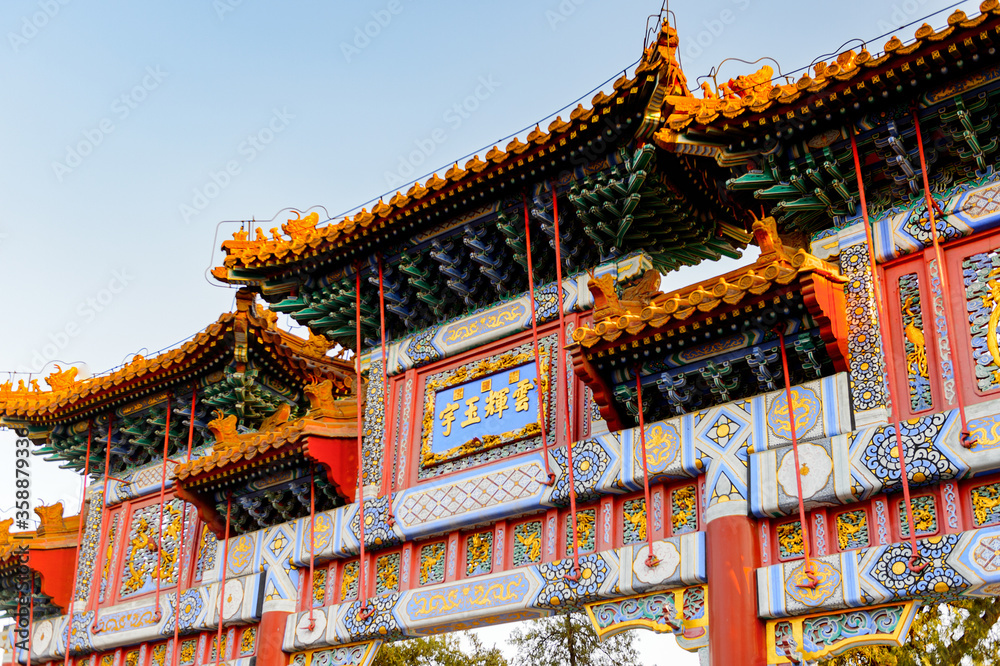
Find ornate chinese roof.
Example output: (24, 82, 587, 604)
(572, 217, 844, 347)
(184, 6, 1000, 387)
(1, 290, 355, 475)
(0, 292, 351, 425)
(0, 503, 81, 619)
(207, 22, 762, 349)
(212, 61, 664, 278)
(211, 6, 1000, 278)
(649, 4, 1000, 235)
(655, 6, 1000, 134)
(570, 216, 849, 429)
(200, 17, 772, 352)
(205, 7, 1000, 352)
(173, 379, 359, 537)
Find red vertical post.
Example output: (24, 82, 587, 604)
(706, 514, 766, 666)
(255, 609, 290, 666)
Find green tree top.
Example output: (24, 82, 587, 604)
(509, 612, 642, 666)
(372, 633, 507, 666)
(822, 598, 1000, 666)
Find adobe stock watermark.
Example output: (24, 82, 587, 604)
(51, 66, 168, 183)
(873, 0, 933, 33)
(179, 107, 294, 224)
(341, 0, 403, 63)
(682, 0, 751, 65)
(546, 0, 586, 31)
(383, 76, 501, 189)
(16, 269, 134, 375)
(8, 0, 71, 53)
(214, 0, 245, 21)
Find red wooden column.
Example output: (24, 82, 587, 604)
(706, 513, 765, 666)
(256, 609, 290, 666)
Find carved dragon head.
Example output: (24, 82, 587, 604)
(207, 410, 240, 448)
(34, 502, 66, 535)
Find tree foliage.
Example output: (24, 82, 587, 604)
(372, 633, 508, 666)
(822, 598, 1000, 666)
(509, 612, 642, 666)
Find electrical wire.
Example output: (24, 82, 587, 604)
(90, 418, 115, 634)
(307, 467, 317, 631)
(376, 254, 397, 524)
(354, 266, 371, 620)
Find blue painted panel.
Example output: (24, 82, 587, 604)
(429, 361, 540, 455)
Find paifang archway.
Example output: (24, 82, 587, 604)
(8, 9, 1000, 666)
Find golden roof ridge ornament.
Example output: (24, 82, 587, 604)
(44, 364, 79, 392)
(222, 211, 324, 267)
(649, 18, 691, 98)
(34, 502, 69, 536)
(283, 211, 320, 240)
(589, 269, 661, 323)
(207, 410, 240, 449)
(305, 377, 358, 420)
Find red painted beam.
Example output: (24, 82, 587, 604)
(800, 271, 850, 374)
(303, 436, 358, 500)
(176, 484, 228, 541)
(570, 347, 624, 432)
(27, 548, 76, 612)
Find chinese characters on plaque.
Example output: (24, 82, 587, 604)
(429, 362, 542, 456)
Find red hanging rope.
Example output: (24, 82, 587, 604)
(90, 417, 115, 633)
(911, 108, 977, 449)
(171, 386, 198, 666)
(214, 492, 232, 666)
(152, 395, 173, 622)
(354, 266, 372, 619)
(851, 128, 926, 571)
(307, 467, 317, 631)
(376, 254, 396, 525)
(633, 370, 659, 568)
(522, 193, 556, 485)
(63, 421, 92, 666)
(775, 329, 820, 588)
(549, 182, 581, 579)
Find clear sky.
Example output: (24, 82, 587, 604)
(0, 1, 982, 662)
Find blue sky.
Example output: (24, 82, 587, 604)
(0, 0, 983, 661)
